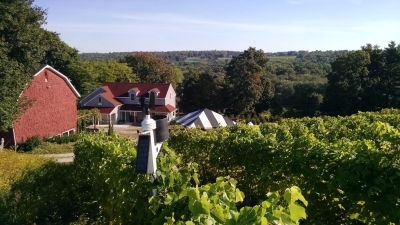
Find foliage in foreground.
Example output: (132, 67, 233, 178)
(73, 132, 307, 224)
(17, 134, 78, 153)
(169, 109, 400, 225)
(29, 142, 75, 154)
(0, 151, 50, 195)
(1, 132, 306, 224)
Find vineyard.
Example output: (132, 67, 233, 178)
(2, 109, 400, 224)
(1, 132, 305, 224)
(168, 109, 400, 224)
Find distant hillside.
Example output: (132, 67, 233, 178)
(79, 51, 243, 64)
(79, 50, 352, 65)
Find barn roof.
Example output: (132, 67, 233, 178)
(34, 65, 81, 97)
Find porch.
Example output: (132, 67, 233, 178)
(118, 110, 171, 125)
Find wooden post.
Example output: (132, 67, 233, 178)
(0, 138, 4, 151)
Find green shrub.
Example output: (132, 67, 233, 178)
(73, 132, 306, 224)
(44, 134, 79, 144)
(0, 162, 87, 225)
(30, 142, 74, 154)
(17, 135, 42, 152)
(169, 110, 400, 224)
(0, 151, 50, 195)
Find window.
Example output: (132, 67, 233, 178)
(170, 93, 171, 99)
(98, 97, 102, 103)
(130, 93, 135, 100)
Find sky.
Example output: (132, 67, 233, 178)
(34, 0, 400, 53)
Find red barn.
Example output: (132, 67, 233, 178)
(0, 65, 80, 148)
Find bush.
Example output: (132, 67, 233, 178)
(168, 110, 400, 224)
(30, 142, 74, 154)
(17, 136, 42, 152)
(0, 162, 87, 225)
(73, 132, 306, 224)
(0, 151, 50, 195)
(44, 134, 79, 144)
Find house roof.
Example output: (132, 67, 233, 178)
(151, 88, 160, 93)
(34, 65, 81, 98)
(100, 86, 122, 106)
(130, 87, 140, 92)
(102, 82, 171, 98)
(120, 104, 176, 113)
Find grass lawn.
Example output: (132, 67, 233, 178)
(30, 142, 75, 154)
(0, 150, 50, 194)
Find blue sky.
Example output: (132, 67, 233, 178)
(34, 0, 400, 53)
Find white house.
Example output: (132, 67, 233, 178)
(80, 82, 177, 124)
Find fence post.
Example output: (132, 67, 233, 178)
(0, 138, 4, 151)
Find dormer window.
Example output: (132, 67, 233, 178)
(148, 88, 160, 98)
(128, 88, 139, 100)
(98, 97, 102, 103)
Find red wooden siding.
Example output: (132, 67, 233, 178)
(13, 68, 78, 143)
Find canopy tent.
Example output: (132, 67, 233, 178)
(174, 108, 235, 129)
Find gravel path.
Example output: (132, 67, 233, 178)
(43, 153, 74, 163)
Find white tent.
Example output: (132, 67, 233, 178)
(174, 108, 235, 129)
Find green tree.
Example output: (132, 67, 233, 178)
(170, 66, 184, 87)
(122, 52, 176, 87)
(360, 44, 385, 111)
(78, 109, 101, 130)
(40, 31, 80, 75)
(0, 0, 48, 131)
(383, 41, 400, 107)
(292, 83, 324, 116)
(179, 71, 225, 113)
(323, 51, 370, 115)
(68, 60, 137, 95)
(225, 47, 273, 115)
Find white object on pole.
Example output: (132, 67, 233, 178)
(141, 115, 158, 174)
(140, 114, 160, 196)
